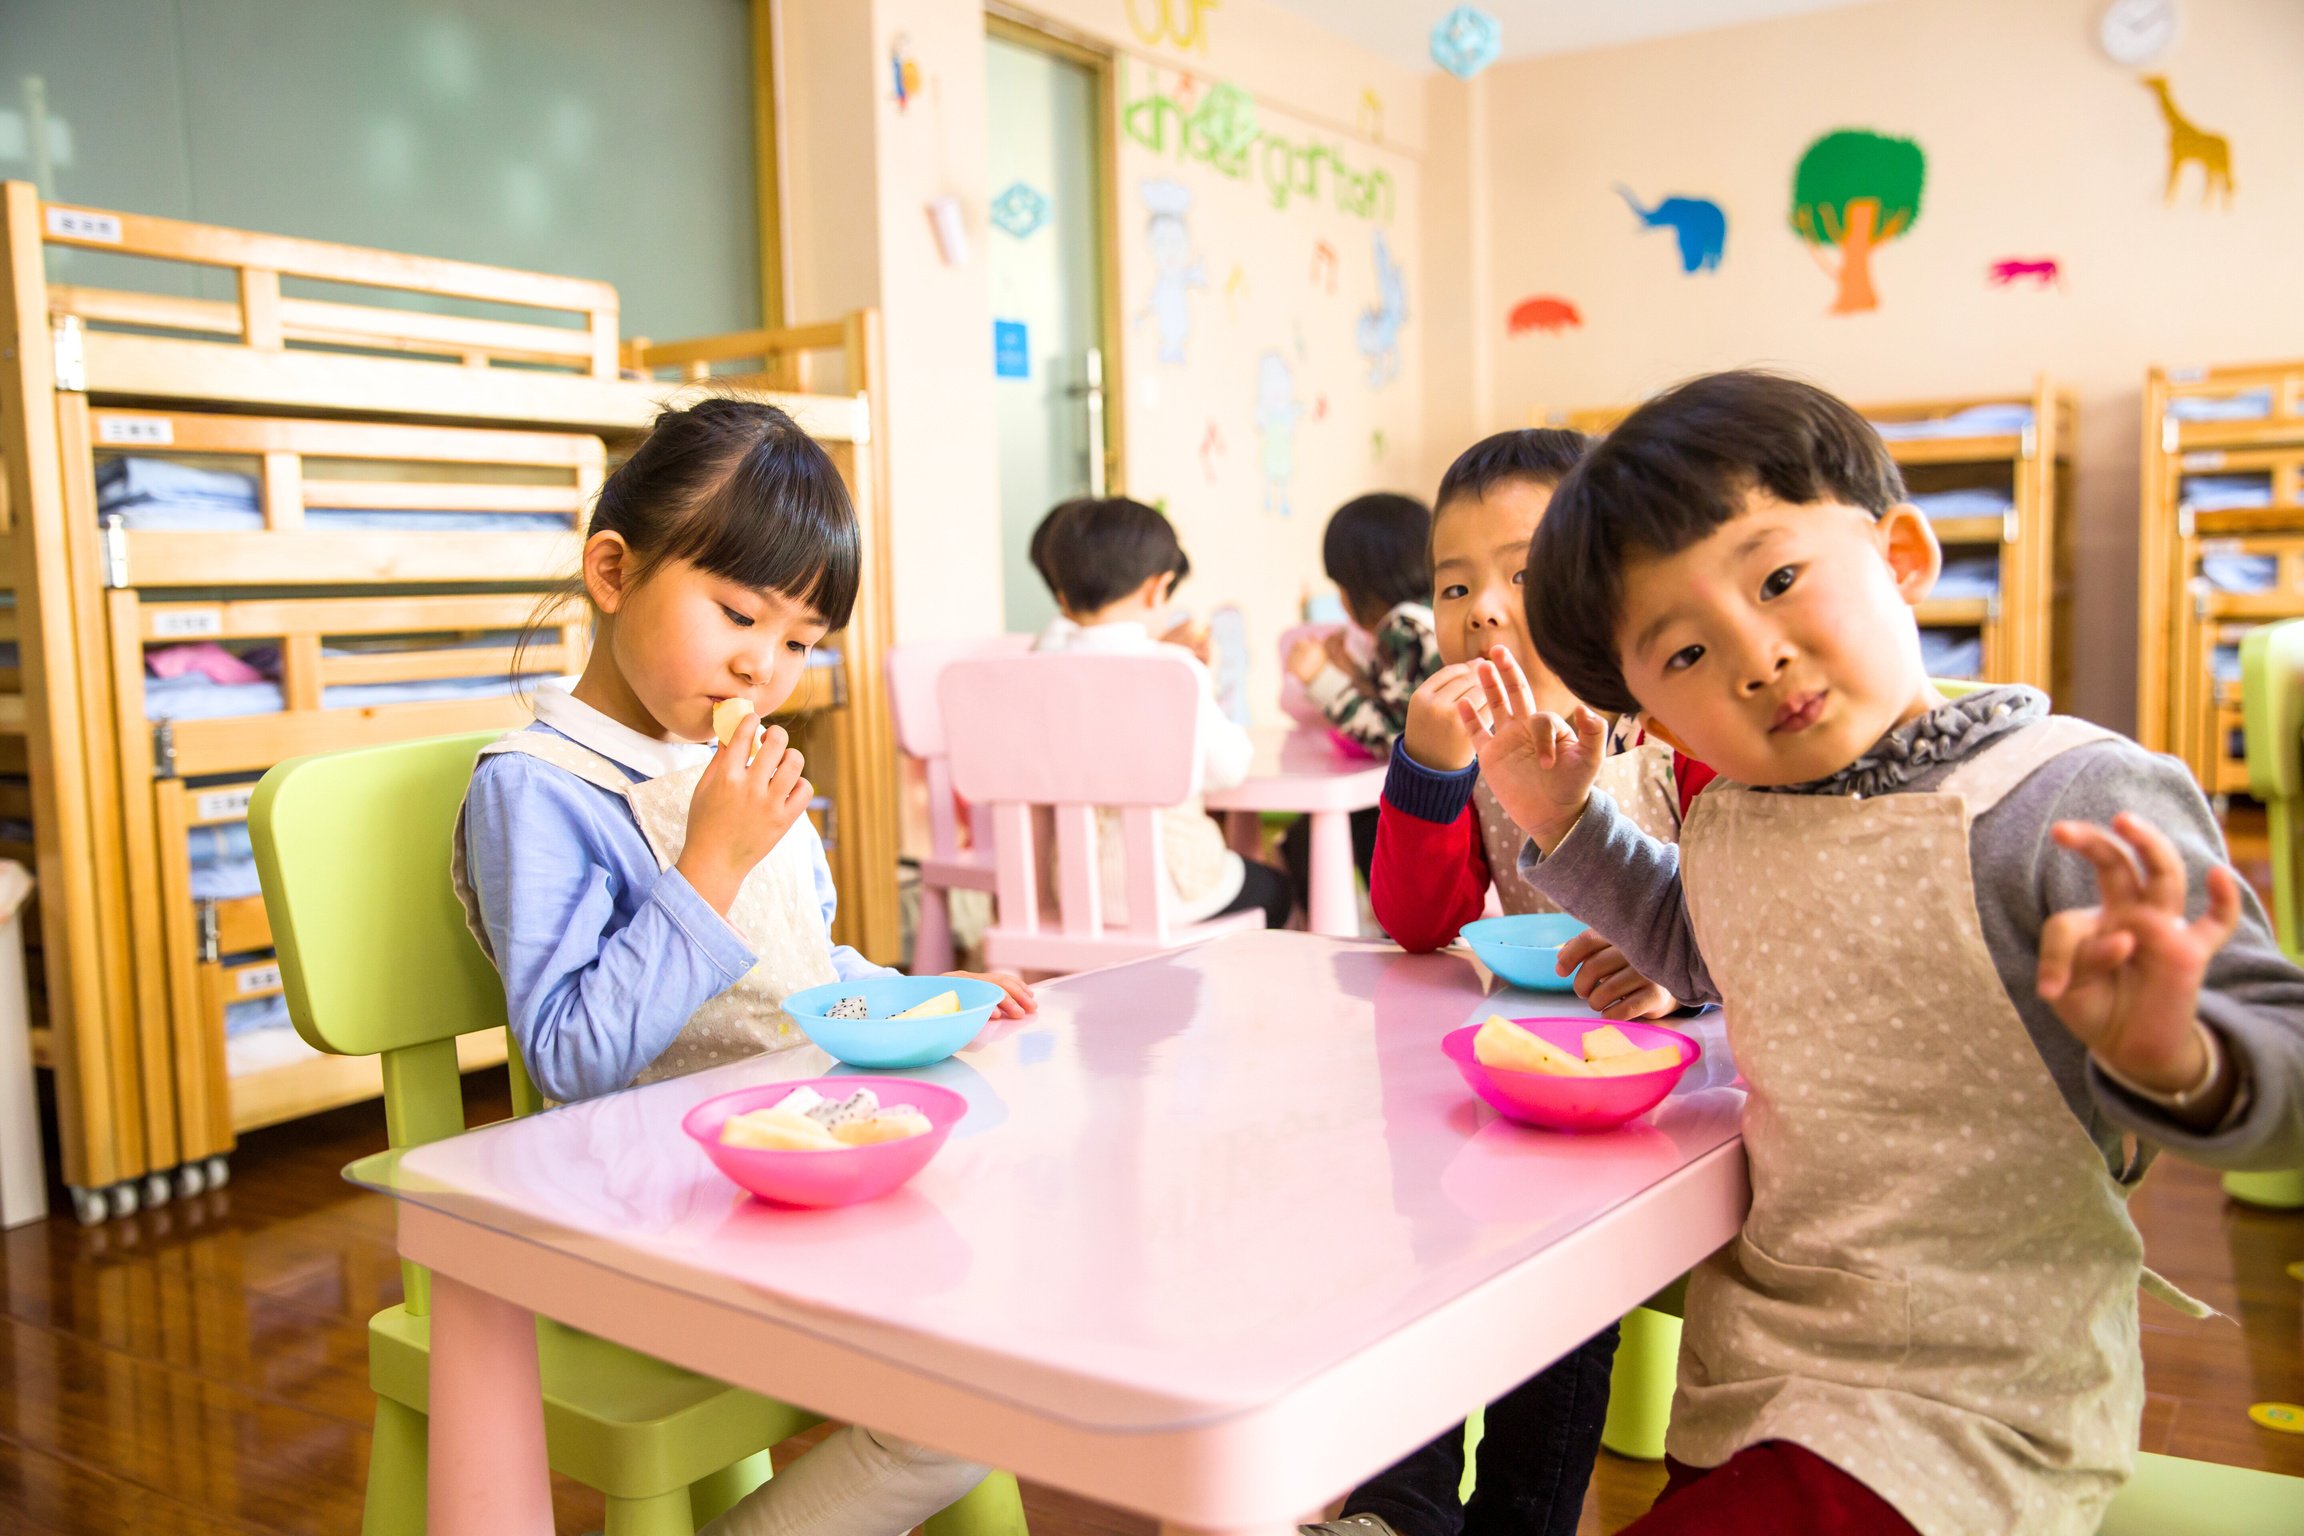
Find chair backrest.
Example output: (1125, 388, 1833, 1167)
(941, 652, 1203, 946)
(1278, 621, 1348, 726)
(250, 731, 541, 1153)
(2244, 620, 2304, 961)
(886, 634, 1034, 862)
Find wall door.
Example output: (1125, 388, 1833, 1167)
(986, 21, 1118, 633)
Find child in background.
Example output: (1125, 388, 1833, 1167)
(457, 398, 1030, 1536)
(1307, 435, 1688, 1536)
(1478, 371, 2304, 1535)
(1032, 497, 1293, 931)
(1282, 493, 1441, 898)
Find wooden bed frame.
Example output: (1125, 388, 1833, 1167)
(1547, 376, 2074, 699)
(0, 180, 897, 1220)
(2139, 359, 2304, 793)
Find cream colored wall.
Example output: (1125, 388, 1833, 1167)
(1472, 0, 2304, 730)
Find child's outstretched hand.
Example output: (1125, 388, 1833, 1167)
(677, 719, 813, 918)
(1457, 646, 1607, 853)
(1556, 929, 1678, 1020)
(2036, 811, 2241, 1096)
(1286, 635, 1330, 685)
(948, 969, 1037, 1020)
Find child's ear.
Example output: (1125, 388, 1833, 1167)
(1877, 504, 1942, 605)
(582, 531, 634, 614)
(1637, 713, 1693, 756)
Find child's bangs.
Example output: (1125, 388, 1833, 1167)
(667, 427, 862, 631)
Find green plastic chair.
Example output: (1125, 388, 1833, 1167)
(250, 733, 1029, 1536)
(2236, 621, 2304, 1209)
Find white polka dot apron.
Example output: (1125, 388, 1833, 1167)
(452, 731, 835, 1090)
(1674, 716, 2155, 1536)
(1479, 741, 1681, 916)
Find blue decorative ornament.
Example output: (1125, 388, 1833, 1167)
(1430, 6, 1500, 80)
(989, 181, 1050, 239)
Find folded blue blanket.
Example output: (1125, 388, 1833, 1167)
(2170, 389, 2273, 422)
(99, 456, 571, 532)
(2183, 475, 2276, 511)
(1919, 627, 1984, 680)
(1871, 404, 2035, 442)
(1909, 487, 2015, 520)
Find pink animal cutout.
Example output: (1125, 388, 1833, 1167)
(1508, 296, 1583, 336)
(1987, 257, 2063, 289)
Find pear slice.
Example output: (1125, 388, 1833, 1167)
(890, 989, 961, 1020)
(1473, 1014, 1594, 1076)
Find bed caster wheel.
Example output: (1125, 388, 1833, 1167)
(143, 1173, 173, 1208)
(176, 1162, 207, 1199)
(205, 1154, 230, 1189)
(70, 1186, 107, 1226)
(109, 1181, 139, 1219)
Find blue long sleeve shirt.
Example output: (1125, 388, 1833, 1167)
(461, 714, 890, 1102)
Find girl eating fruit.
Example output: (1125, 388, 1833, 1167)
(454, 397, 1030, 1536)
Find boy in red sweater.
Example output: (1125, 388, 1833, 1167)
(1373, 430, 1713, 1012)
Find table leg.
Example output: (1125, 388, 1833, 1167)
(1304, 809, 1357, 938)
(428, 1272, 554, 1536)
(1224, 810, 1264, 862)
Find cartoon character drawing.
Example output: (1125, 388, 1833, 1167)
(1136, 179, 1206, 365)
(1614, 185, 1727, 273)
(1255, 351, 1304, 517)
(1355, 230, 1406, 388)
(2143, 76, 2233, 207)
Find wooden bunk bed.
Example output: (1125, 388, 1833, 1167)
(1549, 377, 2074, 698)
(0, 182, 898, 1221)
(2137, 359, 2304, 797)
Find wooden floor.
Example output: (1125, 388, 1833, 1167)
(1, 1064, 2297, 1536)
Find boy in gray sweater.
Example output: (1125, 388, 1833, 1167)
(1456, 371, 2304, 1536)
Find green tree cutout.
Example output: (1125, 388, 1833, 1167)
(1789, 130, 1925, 315)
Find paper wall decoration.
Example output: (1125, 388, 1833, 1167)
(1200, 420, 1225, 482)
(1356, 231, 1406, 387)
(2143, 76, 2233, 207)
(1358, 89, 1385, 143)
(1614, 185, 1726, 273)
(890, 37, 919, 110)
(1137, 179, 1206, 364)
(990, 181, 1050, 239)
(1256, 352, 1303, 516)
(1987, 257, 2063, 289)
(1311, 240, 1338, 293)
(1224, 264, 1246, 320)
(1431, 7, 1501, 80)
(1123, 66, 1393, 222)
(1371, 428, 1387, 462)
(1507, 295, 1582, 336)
(1789, 130, 1925, 315)
(993, 320, 1029, 378)
(1128, 0, 1219, 53)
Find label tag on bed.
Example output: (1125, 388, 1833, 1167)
(2181, 451, 2228, 471)
(234, 963, 281, 996)
(97, 415, 174, 446)
(2168, 367, 2206, 383)
(151, 608, 224, 639)
(195, 788, 252, 822)
(46, 207, 122, 243)
(2201, 538, 2244, 556)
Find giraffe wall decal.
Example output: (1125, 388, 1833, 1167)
(2142, 75, 2234, 208)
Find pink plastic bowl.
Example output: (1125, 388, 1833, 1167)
(682, 1077, 967, 1208)
(1442, 1018, 1699, 1134)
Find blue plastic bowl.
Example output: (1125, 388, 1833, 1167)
(1460, 913, 1591, 993)
(782, 975, 1002, 1069)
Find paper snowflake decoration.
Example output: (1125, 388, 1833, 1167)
(1430, 6, 1501, 80)
(989, 181, 1050, 239)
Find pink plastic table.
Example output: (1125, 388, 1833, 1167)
(350, 932, 1747, 1536)
(1202, 728, 1387, 938)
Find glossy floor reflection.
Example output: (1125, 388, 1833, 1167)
(0, 1068, 2295, 1535)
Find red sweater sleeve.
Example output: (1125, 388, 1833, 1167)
(1372, 795, 1493, 953)
(1672, 752, 1719, 818)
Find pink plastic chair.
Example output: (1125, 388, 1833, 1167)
(885, 634, 1034, 973)
(940, 652, 1265, 975)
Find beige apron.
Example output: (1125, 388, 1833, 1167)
(1479, 741, 1680, 916)
(451, 730, 836, 1089)
(1674, 717, 2156, 1536)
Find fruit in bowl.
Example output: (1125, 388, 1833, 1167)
(1444, 1015, 1698, 1133)
(781, 976, 1003, 1069)
(684, 1076, 966, 1207)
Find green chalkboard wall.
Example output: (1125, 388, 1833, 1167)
(0, 0, 760, 340)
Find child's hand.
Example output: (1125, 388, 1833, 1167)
(2036, 812, 2241, 1095)
(1557, 930, 1677, 1020)
(1161, 616, 1213, 666)
(1322, 630, 1359, 675)
(1404, 664, 1483, 770)
(1286, 635, 1330, 685)
(949, 970, 1036, 1019)
(676, 722, 813, 917)
(1457, 646, 1607, 853)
